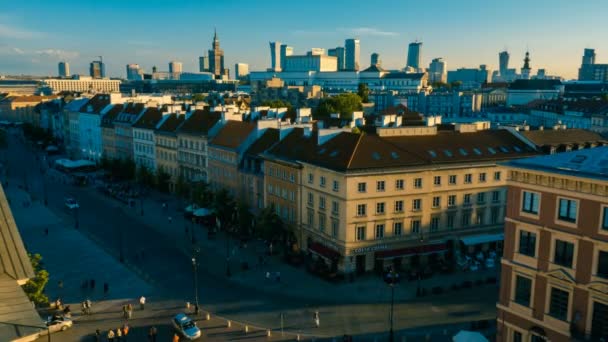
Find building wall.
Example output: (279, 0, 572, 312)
(114, 123, 134, 160)
(43, 79, 120, 93)
(208, 147, 239, 197)
(177, 133, 210, 182)
(155, 133, 179, 190)
(264, 160, 301, 236)
(133, 127, 156, 170)
(506, 89, 561, 106)
(102, 126, 116, 160)
(78, 113, 102, 161)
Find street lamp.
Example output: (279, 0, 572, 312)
(416, 234, 425, 297)
(384, 268, 400, 342)
(74, 206, 79, 229)
(191, 255, 199, 314)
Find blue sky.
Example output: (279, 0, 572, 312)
(1, 0, 606, 79)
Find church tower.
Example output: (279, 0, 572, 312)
(521, 50, 531, 80)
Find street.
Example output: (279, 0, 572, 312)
(3, 128, 498, 341)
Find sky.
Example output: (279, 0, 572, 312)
(1, 0, 607, 79)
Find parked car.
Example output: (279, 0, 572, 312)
(64, 197, 79, 209)
(41, 315, 73, 335)
(172, 313, 201, 340)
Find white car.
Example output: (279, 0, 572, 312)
(42, 316, 73, 334)
(64, 198, 79, 209)
(172, 313, 201, 340)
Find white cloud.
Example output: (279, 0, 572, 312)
(35, 49, 80, 59)
(340, 27, 398, 37)
(0, 23, 43, 39)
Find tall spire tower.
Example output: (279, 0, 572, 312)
(208, 28, 225, 78)
(521, 50, 531, 80)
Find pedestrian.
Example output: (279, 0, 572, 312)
(95, 329, 101, 342)
(90, 279, 95, 289)
(122, 305, 128, 319)
(314, 310, 320, 328)
(58, 280, 63, 289)
(172, 333, 180, 342)
(148, 326, 157, 342)
(194, 303, 199, 316)
(276, 271, 281, 283)
(81, 301, 87, 315)
(122, 324, 130, 341)
(86, 299, 92, 315)
(265, 271, 270, 281)
(127, 303, 133, 319)
(103, 282, 109, 295)
(116, 327, 122, 341)
(139, 296, 146, 310)
(107, 329, 115, 342)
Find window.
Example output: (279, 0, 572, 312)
(376, 180, 385, 192)
(412, 199, 421, 211)
(394, 200, 403, 213)
(548, 287, 569, 321)
(356, 204, 367, 216)
(591, 301, 608, 339)
(320, 176, 326, 188)
(494, 171, 501, 181)
(432, 196, 441, 208)
(307, 209, 314, 226)
(433, 176, 441, 186)
(332, 201, 339, 214)
(522, 191, 540, 214)
(477, 192, 486, 204)
(448, 195, 456, 207)
(356, 226, 366, 241)
(603, 207, 608, 230)
(319, 196, 326, 209)
(514, 275, 532, 307)
(411, 219, 420, 234)
(492, 191, 500, 203)
(519, 230, 536, 257)
(357, 182, 367, 193)
(554, 239, 574, 268)
(332, 180, 339, 192)
(464, 174, 472, 184)
(331, 220, 339, 237)
(512, 331, 522, 342)
(375, 224, 385, 239)
(431, 216, 440, 231)
(598, 251, 608, 278)
(318, 213, 326, 232)
(307, 192, 314, 205)
(414, 178, 423, 189)
(476, 209, 485, 225)
(394, 222, 402, 236)
(464, 194, 471, 205)
(308, 173, 313, 184)
(491, 207, 500, 224)
(558, 198, 577, 223)
(376, 202, 385, 214)
(461, 210, 471, 227)
(447, 213, 455, 229)
(448, 175, 457, 185)
(395, 179, 404, 190)
(478, 173, 486, 182)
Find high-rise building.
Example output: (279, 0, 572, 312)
(428, 57, 447, 84)
(235, 63, 249, 79)
(497, 147, 608, 342)
(521, 51, 531, 80)
(58, 61, 70, 78)
(345, 38, 360, 71)
(208, 29, 225, 77)
(582, 48, 596, 65)
(578, 48, 608, 82)
(328, 47, 346, 71)
(370, 53, 381, 66)
(126, 64, 143, 80)
(269, 42, 282, 72)
(280, 44, 293, 71)
(309, 48, 325, 56)
(169, 61, 183, 74)
(89, 60, 105, 79)
(199, 55, 209, 72)
(406, 41, 422, 70)
(499, 50, 509, 75)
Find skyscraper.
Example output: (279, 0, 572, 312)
(428, 58, 447, 83)
(345, 39, 360, 71)
(578, 48, 608, 81)
(582, 48, 596, 65)
(499, 50, 509, 75)
(280, 44, 293, 71)
(370, 53, 381, 67)
(406, 41, 422, 70)
(199, 55, 209, 72)
(269, 42, 282, 72)
(58, 61, 70, 78)
(169, 61, 183, 74)
(235, 63, 249, 78)
(208, 29, 225, 78)
(328, 47, 346, 71)
(90, 60, 105, 79)
(126, 64, 143, 80)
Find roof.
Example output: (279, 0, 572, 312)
(132, 107, 163, 130)
(245, 128, 279, 156)
(101, 104, 123, 128)
(8, 95, 57, 103)
(503, 146, 608, 181)
(115, 103, 145, 124)
(178, 110, 221, 135)
(383, 72, 425, 80)
(0, 274, 44, 340)
(361, 65, 386, 73)
(210, 121, 256, 149)
(508, 79, 562, 90)
(155, 113, 185, 134)
(0, 185, 33, 281)
(529, 98, 608, 115)
(521, 129, 607, 147)
(64, 97, 89, 112)
(79, 94, 111, 114)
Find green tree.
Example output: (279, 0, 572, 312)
(175, 174, 189, 199)
(357, 83, 370, 103)
(21, 253, 49, 307)
(450, 80, 463, 89)
(431, 81, 449, 90)
(212, 188, 236, 231)
(314, 93, 362, 120)
(261, 99, 292, 108)
(192, 93, 206, 102)
(155, 169, 171, 193)
(254, 205, 284, 241)
(192, 182, 213, 207)
(236, 201, 254, 240)
(136, 165, 155, 187)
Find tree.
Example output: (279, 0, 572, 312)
(212, 188, 236, 231)
(357, 83, 370, 103)
(431, 81, 449, 90)
(236, 201, 254, 240)
(192, 93, 206, 102)
(137, 165, 155, 188)
(156, 169, 171, 193)
(255, 205, 284, 241)
(175, 174, 189, 199)
(314, 93, 362, 120)
(21, 253, 49, 307)
(192, 182, 213, 207)
(261, 99, 292, 109)
(450, 80, 463, 89)
(351, 126, 362, 135)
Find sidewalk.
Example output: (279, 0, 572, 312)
(91, 185, 500, 305)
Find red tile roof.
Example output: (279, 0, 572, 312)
(132, 107, 163, 130)
(210, 121, 256, 149)
(521, 129, 607, 147)
(179, 110, 221, 135)
(245, 128, 280, 156)
(156, 113, 185, 134)
(101, 104, 123, 128)
(79, 94, 111, 114)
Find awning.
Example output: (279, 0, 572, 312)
(460, 233, 504, 246)
(308, 242, 341, 260)
(193, 208, 213, 217)
(375, 242, 448, 259)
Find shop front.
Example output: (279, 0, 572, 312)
(374, 242, 449, 273)
(307, 241, 341, 277)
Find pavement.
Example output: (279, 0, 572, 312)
(2, 128, 498, 341)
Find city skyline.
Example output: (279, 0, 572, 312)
(1, 0, 607, 79)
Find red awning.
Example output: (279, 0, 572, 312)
(375, 243, 448, 259)
(308, 242, 341, 260)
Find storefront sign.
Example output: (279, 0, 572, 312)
(351, 244, 388, 254)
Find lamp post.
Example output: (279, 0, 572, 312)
(384, 268, 399, 342)
(416, 234, 425, 297)
(191, 254, 199, 313)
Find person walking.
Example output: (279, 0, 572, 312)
(172, 333, 180, 342)
(90, 279, 95, 290)
(127, 303, 133, 319)
(95, 329, 101, 342)
(148, 326, 157, 342)
(122, 305, 128, 319)
(168, 216, 172, 224)
(103, 282, 109, 295)
(116, 327, 122, 341)
(139, 296, 146, 310)
(107, 329, 115, 342)
(122, 324, 130, 341)
(86, 299, 92, 315)
(313, 310, 320, 328)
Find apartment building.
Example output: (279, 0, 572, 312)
(100, 104, 123, 160)
(132, 107, 163, 171)
(264, 124, 541, 274)
(176, 110, 222, 183)
(114, 102, 145, 160)
(0, 95, 58, 124)
(155, 114, 185, 191)
(497, 147, 608, 342)
(77, 94, 112, 161)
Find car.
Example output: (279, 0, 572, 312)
(64, 197, 79, 209)
(172, 313, 201, 340)
(41, 315, 73, 335)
